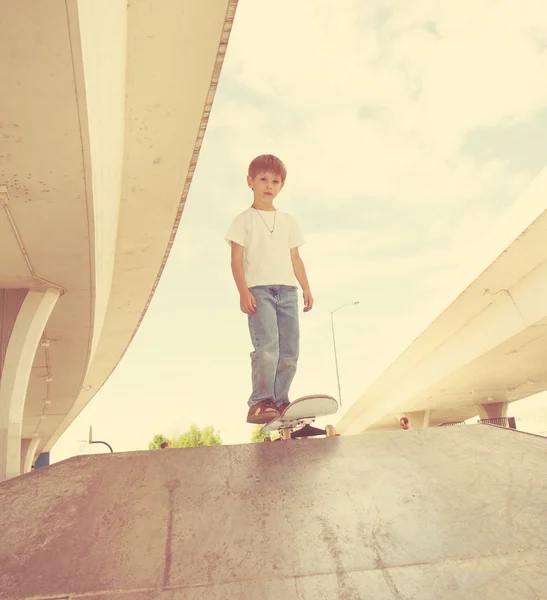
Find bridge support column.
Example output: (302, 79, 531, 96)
(20, 436, 41, 473)
(475, 401, 508, 420)
(403, 410, 431, 429)
(0, 288, 60, 482)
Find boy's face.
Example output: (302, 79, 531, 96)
(247, 171, 284, 202)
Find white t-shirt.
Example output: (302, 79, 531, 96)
(225, 207, 305, 288)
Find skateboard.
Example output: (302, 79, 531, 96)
(261, 394, 339, 441)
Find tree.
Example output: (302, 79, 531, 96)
(148, 433, 170, 450)
(148, 425, 222, 449)
(250, 424, 279, 442)
(174, 424, 222, 447)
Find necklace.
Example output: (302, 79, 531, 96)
(253, 207, 276, 234)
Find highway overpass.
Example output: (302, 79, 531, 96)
(338, 166, 547, 434)
(0, 0, 238, 481)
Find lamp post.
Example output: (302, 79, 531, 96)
(330, 301, 359, 406)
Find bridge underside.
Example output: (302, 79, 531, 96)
(338, 169, 547, 435)
(0, 0, 237, 481)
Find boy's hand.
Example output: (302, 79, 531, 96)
(303, 289, 314, 312)
(240, 290, 257, 315)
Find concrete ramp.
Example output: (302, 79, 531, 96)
(1, 426, 546, 599)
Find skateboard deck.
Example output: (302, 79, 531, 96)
(261, 394, 339, 440)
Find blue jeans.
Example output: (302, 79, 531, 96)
(247, 285, 299, 407)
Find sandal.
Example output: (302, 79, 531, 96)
(247, 400, 279, 424)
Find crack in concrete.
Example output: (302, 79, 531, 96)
(162, 479, 180, 588)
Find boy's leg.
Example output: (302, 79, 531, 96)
(274, 286, 299, 407)
(247, 286, 280, 414)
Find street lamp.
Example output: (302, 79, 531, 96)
(330, 301, 359, 406)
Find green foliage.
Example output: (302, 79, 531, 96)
(174, 424, 222, 448)
(148, 433, 170, 450)
(149, 425, 222, 449)
(250, 424, 279, 442)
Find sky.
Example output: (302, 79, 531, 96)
(52, 0, 547, 460)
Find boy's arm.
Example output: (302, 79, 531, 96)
(230, 242, 256, 315)
(290, 247, 313, 312)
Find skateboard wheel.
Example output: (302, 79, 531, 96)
(282, 428, 291, 441)
(263, 437, 271, 442)
(325, 424, 336, 437)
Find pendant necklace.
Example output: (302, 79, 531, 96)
(254, 207, 276, 234)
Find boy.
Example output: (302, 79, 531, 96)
(225, 155, 313, 424)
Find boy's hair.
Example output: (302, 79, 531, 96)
(248, 154, 287, 183)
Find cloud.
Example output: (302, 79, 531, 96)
(212, 0, 546, 210)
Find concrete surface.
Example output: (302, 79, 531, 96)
(1, 425, 546, 599)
